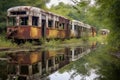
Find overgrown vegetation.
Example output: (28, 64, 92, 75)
(0, 35, 17, 48)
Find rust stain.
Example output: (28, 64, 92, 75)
(47, 29, 58, 38)
(30, 27, 38, 38)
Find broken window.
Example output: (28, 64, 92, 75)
(62, 23, 65, 29)
(48, 59, 53, 67)
(32, 16, 39, 26)
(55, 21, 59, 28)
(32, 63, 39, 74)
(60, 55, 64, 61)
(70, 24, 72, 30)
(55, 57, 59, 64)
(48, 20, 53, 28)
(10, 11, 26, 15)
(7, 17, 16, 26)
(20, 17, 28, 25)
(74, 25, 77, 30)
(8, 64, 16, 74)
(20, 65, 29, 75)
(59, 23, 64, 29)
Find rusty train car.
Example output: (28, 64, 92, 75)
(6, 6, 96, 41)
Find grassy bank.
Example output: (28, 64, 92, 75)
(88, 35, 107, 43)
(0, 35, 17, 48)
(43, 38, 84, 48)
(0, 35, 107, 48)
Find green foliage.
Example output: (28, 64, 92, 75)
(20, 41, 33, 48)
(89, 35, 107, 43)
(43, 39, 62, 48)
(63, 38, 82, 44)
(0, 35, 17, 47)
(49, 2, 72, 19)
(95, 0, 120, 51)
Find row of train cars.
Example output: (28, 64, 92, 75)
(6, 6, 96, 42)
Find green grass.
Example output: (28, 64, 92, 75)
(63, 38, 83, 44)
(0, 35, 107, 49)
(43, 39, 62, 47)
(88, 35, 107, 43)
(0, 35, 17, 48)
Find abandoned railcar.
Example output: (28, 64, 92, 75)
(7, 6, 96, 42)
(70, 20, 92, 38)
(7, 6, 70, 40)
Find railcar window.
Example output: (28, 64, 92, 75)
(8, 64, 17, 74)
(67, 23, 69, 29)
(74, 25, 77, 30)
(8, 17, 16, 26)
(20, 17, 28, 25)
(55, 57, 59, 64)
(80, 26, 82, 30)
(48, 20, 53, 28)
(48, 59, 53, 67)
(55, 21, 59, 28)
(70, 25, 72, 30)
(20, 65, 29, 75)
(32, 16, 39, 26)
(32, 63, 39, 74)
(10, 11, 26, 15)
(59, 23, 64, 29)
(62, 23, 65, 29)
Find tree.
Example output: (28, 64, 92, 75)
(95, 0, 120, 52)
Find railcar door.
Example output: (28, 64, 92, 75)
(42, 20, 46, 38)
(41, 14, 46, 38)
(66, 23, 71, 39)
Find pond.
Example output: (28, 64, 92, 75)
(0, 42, 120, 80)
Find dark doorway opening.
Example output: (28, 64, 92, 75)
(41, 19, 46, 38)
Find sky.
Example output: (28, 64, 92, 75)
(46, 0, 95, 8)
(46, 0, 74, 8)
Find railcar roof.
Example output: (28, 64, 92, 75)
(72, 20, 91, 28)
(7, 6, 69, 20)
(7, 6, 42, 12)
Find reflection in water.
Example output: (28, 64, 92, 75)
(0, 42, 118, 80)
(0, 43, 96, 80)
(48, 69, 99, 80)
(6, 45, 90, 80)
(0, 61, 7, 80)
(47, 45, 120, 80)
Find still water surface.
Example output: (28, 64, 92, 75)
(0, 43, 120, 80)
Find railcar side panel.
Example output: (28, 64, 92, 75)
(17, 26, 30, 39)
(30, 27, 41, 39)
(57, 30, 66, 39)
(46, 29, 58, 39)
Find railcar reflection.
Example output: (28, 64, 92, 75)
(7, 44, 96, 80)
